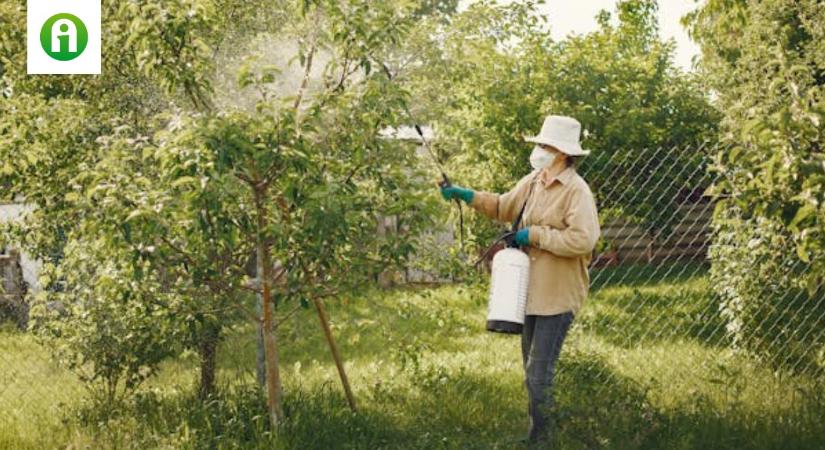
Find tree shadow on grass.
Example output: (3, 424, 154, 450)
(69, 349, 825, 450)
(71, 372, 526, 449)
(579, 265, 729, 350)
(370, 365, 527, 448)
(552, 350, 825, 450)
(217, 286, 484, 374)
(590, 261, 709, 291)
(552, 350, 664, 449)
(71, 381, 410, 449)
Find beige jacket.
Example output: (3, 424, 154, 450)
(470, 166, 601, 316)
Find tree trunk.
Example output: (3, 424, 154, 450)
(247, 250, 267, 389)
(255, 189, 283, 428)
(198, 323, 220, 398)
(256, 290, 266, 388)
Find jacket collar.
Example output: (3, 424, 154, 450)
(539, 165, 575, 188)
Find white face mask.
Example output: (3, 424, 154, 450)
(529, 145, 555, 170)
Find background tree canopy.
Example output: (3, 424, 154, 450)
(399, 0, 718, 253)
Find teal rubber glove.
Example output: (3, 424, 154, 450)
(514, 228, 530, 246)
(440, 185, 474, 203)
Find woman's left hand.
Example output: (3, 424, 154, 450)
(514, 228, 530, 246)
(439, 184, 474, 203)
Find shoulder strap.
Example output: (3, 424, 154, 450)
(511, 172, 540, 232)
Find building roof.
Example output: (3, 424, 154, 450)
(379, 125, 435, 142)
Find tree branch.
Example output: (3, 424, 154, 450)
(293, 21, 319, 112)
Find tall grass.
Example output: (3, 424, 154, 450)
(1, 267, 823, 449)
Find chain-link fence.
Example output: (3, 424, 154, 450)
(0, 143, 823, 445)
(569, 143, 824, 428)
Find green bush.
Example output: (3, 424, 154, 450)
(687, 0, 825, 371)
(28, 237, 180, 404)
(709, 206, 824, 374)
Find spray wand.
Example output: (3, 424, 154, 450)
(380, 63, 465, 250)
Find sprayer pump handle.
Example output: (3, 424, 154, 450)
(502, 231, 519, 248)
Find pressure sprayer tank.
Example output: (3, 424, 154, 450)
(486, 248, 530, 334)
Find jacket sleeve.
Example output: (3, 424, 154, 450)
(529, 181, 600, 257)
(469, 172, 537, 224)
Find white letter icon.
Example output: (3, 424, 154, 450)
(27, 0, 102, 74)
(51, 18, 77, 53)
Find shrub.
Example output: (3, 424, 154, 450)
(687, 0, 825, 370)
(28, 237, 179, 404)
(709, 206, 824, 374)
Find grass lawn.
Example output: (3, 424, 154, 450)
(1, 263, 823, 449)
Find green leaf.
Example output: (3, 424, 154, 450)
(125, 209, 149, 222)
(171, 176, 197, 189)
(789, 204, 815, 228)
(796, 244, 809, 263)
(64, 192, 81, 203)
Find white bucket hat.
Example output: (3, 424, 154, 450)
(524, 115, 590, 156)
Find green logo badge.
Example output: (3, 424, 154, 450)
(39, 13, 88, 61)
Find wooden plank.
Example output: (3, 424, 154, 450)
(602, 226, 647, 239)
(604, 236, 650, 246)
(616, 251, 650, 263)
(675, 202, 715, 212)
(606, 231, 712, 248)
(603, 219, 711, 232)
(668, 222, 711, 235)
(604, 212, 712, 228)
(601, 220, 646, 230)
(675, 212, 713, 222)
(664, 241, 711, 250)
(656, 236, 711, 247)
(613, 244, 709, 262)
(613, 237, 654, 250)
(651, 249, 709, 262)
(601, 224, 642, 233)
(673, 210, 713, 221)
(598, 202, 716, 266)
(658, 236, 711, 248)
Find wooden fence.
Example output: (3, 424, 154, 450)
(0, 249, 28, 328)
(594, 201, 715, 266)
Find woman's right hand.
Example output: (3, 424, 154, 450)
(440, 184, 474, 203)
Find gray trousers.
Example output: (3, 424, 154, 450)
(521, 312, 574, 441)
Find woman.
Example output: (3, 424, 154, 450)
(440, 115, 601, 443)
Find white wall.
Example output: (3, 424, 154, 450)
(0, 203, 41, 291)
